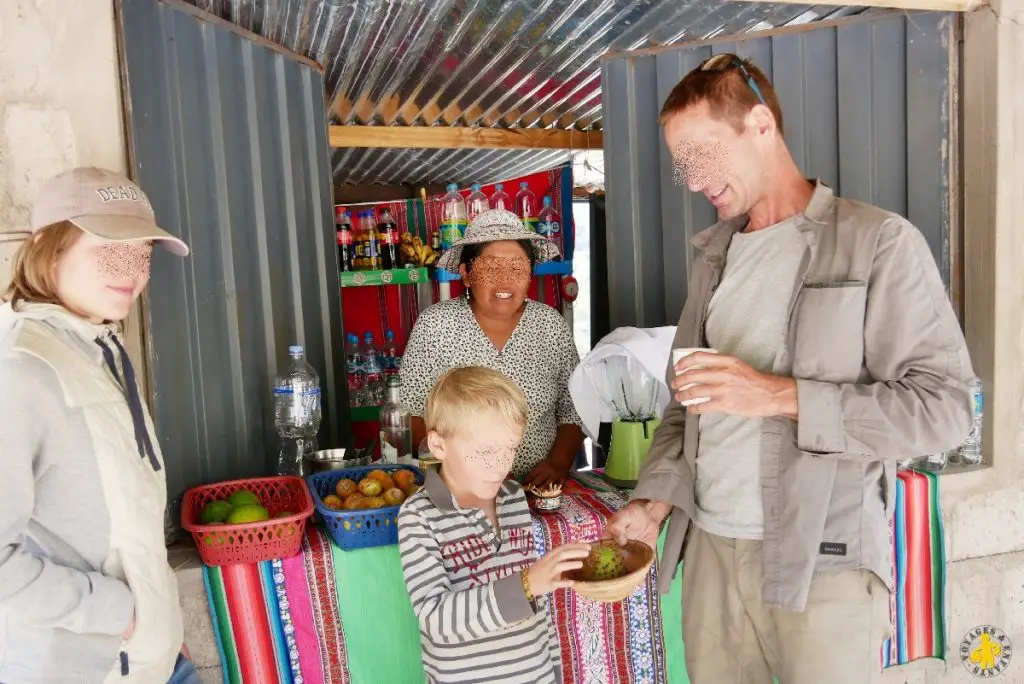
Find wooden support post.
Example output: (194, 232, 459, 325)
(940, 0, 1024, 561)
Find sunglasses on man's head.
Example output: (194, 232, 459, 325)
(699, 53, 768, 106)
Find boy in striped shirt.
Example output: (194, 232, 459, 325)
(398, 366, 590, 684)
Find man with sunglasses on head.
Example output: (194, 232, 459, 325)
(606, 54, 974, 683)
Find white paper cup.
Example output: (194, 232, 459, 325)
(671, 347, 717, 406)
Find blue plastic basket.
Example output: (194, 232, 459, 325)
(306, 465, 424, 551)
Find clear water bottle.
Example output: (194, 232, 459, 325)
(537, 195, 561, 248)
(466, 183, 489, 223)
(514, 181, 538, 233)
(952, 378, 984, 465)
(489, 182, 511, 211)
(362, 331, 384, 405)
(274, 345, 321, 476)
(383, 329, 400, 377)
(379, 376, 412, 465)
(440, 184, 467, 250)
(345, 333, 366, 407)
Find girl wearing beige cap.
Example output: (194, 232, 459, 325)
(0, 168, 198, 683)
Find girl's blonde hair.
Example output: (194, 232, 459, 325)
(3, 221, 81, 309)
(425, 366, 528, 439)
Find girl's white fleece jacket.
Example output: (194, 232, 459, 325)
(0, 302, 182, 683)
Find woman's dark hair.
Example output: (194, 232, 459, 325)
(460, 239, 538, 273)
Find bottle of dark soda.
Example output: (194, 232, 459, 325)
(352, 209, 365, 270)
(377, 207, 400, 270)
(335, 207, 354, 272)
(363, 210, 382, 271)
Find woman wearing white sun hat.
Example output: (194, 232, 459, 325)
(0, 167, 200, 683)
(398, 208, 585, 487)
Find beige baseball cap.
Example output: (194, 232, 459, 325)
(30, 167, 190, 256)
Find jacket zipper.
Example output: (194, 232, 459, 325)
(119, 640, 129, 676)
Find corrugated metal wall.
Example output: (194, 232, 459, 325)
(601, 11, 954, 329)
(117, 0, 347, 513)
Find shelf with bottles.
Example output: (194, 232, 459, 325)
(345, 329, 404, 423)
(335, 205, 440, 277)
(433, 180, 570, 283)
(433, 259, 573, 282)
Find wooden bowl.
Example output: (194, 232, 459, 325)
(566, 540, 654, 603)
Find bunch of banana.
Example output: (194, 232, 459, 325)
(399, 231, 438, 267)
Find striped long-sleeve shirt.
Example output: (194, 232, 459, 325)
(397, 468, 561, 683)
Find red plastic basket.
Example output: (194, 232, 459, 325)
(181, 476, 314, 566)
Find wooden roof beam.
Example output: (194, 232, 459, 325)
(727, 0, 984, 9)
(328, 125, 603, 150)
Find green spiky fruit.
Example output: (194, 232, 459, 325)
(583, 543, 626, 581)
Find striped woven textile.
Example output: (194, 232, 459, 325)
(204, 528, 351, 684)
(202, 473, 682, 683)
(882, 468, 947, 668)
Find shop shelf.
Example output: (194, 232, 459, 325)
(340, 267, 428, 287)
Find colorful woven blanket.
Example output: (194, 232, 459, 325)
(882, 468, 947, 668)
(204, 468, 941, 682)
(205, 529, 355, 684)
(203, 473, 684, 683)
(535, 474, 683, 684)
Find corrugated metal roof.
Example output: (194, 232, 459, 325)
(182, 0, 871, 185)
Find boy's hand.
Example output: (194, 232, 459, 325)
(525, 542, 592, 596)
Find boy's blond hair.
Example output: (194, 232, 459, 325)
(425, 366, 528, 439)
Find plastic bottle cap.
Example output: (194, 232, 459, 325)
(495, 183, 503, 190)
(471, 183, 481, 192)
(543, 196, 552, 206)
(289, 345, 303, 354)
(520, 181, 528, 188)
(447, 183, 457, 192)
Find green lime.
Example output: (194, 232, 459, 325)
(227, 490, 261, 507)
(200, 500, 233, 524)
(226, 504, 270, 524)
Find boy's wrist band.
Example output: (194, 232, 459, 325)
(521, 568, 534, 601)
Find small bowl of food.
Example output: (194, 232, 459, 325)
(526, 482, 564, 512)
(566, 539, 654, 603)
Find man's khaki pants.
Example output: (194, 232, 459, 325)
(681, 526, 892, 684)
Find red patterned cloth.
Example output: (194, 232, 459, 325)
(532, 475, 669, 684)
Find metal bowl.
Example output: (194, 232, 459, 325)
(305, 448, 371, 473)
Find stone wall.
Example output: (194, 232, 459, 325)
(0, 0, 127, 288)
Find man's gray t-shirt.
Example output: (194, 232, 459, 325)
(694, 219, 806, 540)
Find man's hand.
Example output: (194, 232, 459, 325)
(523, 456, 571, 488)
(672, 351, 798, 418)
(605, 500, 671, 550)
